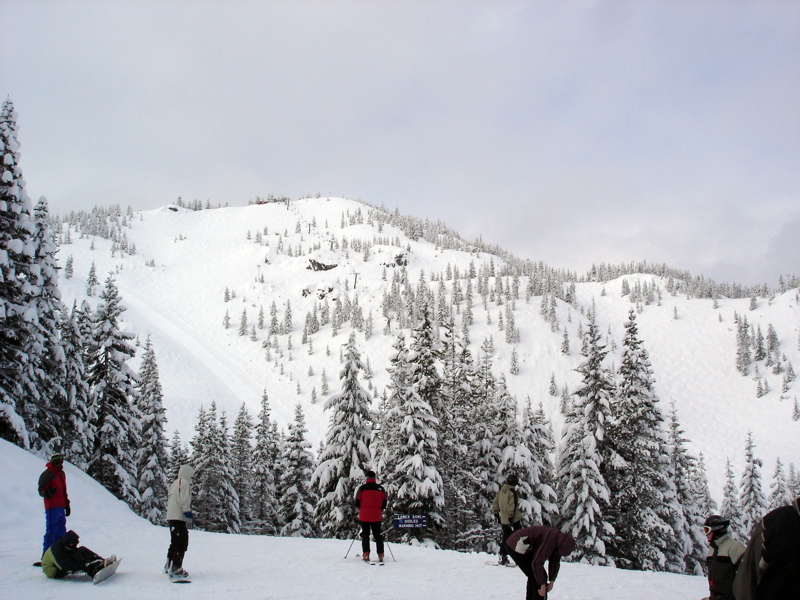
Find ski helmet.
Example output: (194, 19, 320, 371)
(703, 515, 730, 534)
(507, 474, 520, 485)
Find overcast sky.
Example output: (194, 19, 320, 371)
(2, 1, 798, 286)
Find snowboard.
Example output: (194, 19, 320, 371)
(92, 557, 122, 584)
(168, 571, 192, 584)
(485, 560, 516, 568)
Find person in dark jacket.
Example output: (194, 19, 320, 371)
(506, 525, 575, 600)
(355, 470, 387, 562)
(492, 473, 523, 565)
(733, 496, 800, 600)
(41, 530, 115, 579)
(702, 515, 744, 600)
(38, 453, 71, 557)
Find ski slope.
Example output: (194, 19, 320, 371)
(55, 198, 800, 500)
(0, 440, 708, 600)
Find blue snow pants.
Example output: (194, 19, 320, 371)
(43, 507, 67, 556)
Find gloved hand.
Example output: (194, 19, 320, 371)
(65, 503, 71, 517)
(184, 511, 194, 529)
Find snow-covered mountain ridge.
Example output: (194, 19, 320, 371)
(56, 197, 800, 500)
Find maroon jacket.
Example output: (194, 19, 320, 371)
(355, 478, 386, 523)
(507, 526, 576, 586)
(38, 462, 69, 510)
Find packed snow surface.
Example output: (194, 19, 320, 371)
(0, 440, 707, 600)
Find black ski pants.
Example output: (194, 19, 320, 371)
(500, 521, 522, 557)
(360, 520, 384, 555)
(167, 520, 189, 569)
(508, 548, 547, 600)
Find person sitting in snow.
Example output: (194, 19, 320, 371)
(38, 453, 71, 558)
(41, 530, 115, 579)
(506, 525, 576, 600)
(355, 469, 387, 563)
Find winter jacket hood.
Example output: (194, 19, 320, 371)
(178, 464, 195, 480)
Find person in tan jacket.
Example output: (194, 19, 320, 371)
(164, 464, 194, 578)
(492, 474, 523, 566)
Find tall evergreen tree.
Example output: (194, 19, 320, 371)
(557, 307, 615, 565)
(312, 333, 373, 538)
(606, 310, 676, 571)
(231, 403, 254, 527)
(249, 391, 280, 534)
(85, 273, 141, 505)
(134, 336, 169, 524)
(278, 404, 318, 537)
(28, 196, 68, 448)
(0, 99, 38, 448)
(767, 457, 792, 509)
(168, 429, 189, 481)
(191, 404, 241, 533)
(738, 432, 767, 539)
(666, 403, 706, 574)
(720, 458, 743, 541)
(437, 317, 480, 549)
(691, 453, 718, 518)
(523, 400, 558, 527)
(59, 301, 92, 468)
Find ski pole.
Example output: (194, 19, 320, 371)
(344, 529, 360, 558)
(385, 540, 396, 562)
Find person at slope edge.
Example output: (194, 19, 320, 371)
(355, 470, 387, 563)
(38, 453, 71, 558)
(164, 464, 195, 579)
(492, 473, 523, 566)
(733, 496, 800, 600)
(702, 515, 744, 600)
(506, 525, 576, 600)
(41, 530, 116, 580)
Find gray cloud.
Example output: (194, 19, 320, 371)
(2, 1, 798, 285)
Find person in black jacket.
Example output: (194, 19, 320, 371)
(355, 470, 387, 562)
(40, 530, 115, 579)
(734, 496, 800, 600)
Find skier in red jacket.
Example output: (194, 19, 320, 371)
(355, 470, 387, 563)
(38, 453, 71, 558)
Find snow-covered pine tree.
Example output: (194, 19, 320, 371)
(86, 261, 99, 296)
(494, 379, 535, 526)
(665, 402, 706, 574)
(0, 99, 38, 448)
(168, 430, 189, 481)
(134, 336, 169, 524)
(231, 403, 254, 527)
(606, 310, 677, 572)
(525, 400, 559, 526)
(436, 316, 481, 549)
(248, 390, 280, 534)
(312, 332, 373, 538)
(191, 404, 241, 533)
(767, 457, 793, 509)
(470, 337, 502, 550)
(85, 273, 141, 505)
(28, 196, 69, 448)
(691, 453, 718, 518)
(278, 404, 318, 537)
(59, 302, 92, 468)
(738, 432, 767, 539)
(385, 327, 445, 536)
(720, 458, 743, 541)
(557, 307, 615, 565)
